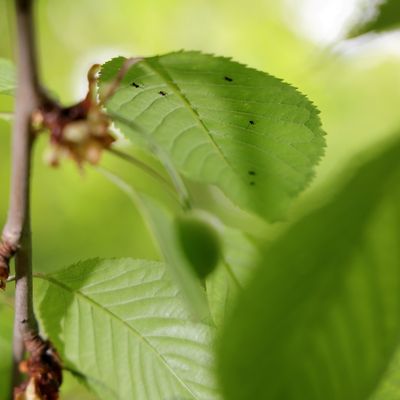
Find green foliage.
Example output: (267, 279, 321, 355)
(206, 228, 261, 326)
(0, 59, 15, 95)
(349, 0, 400, 37)
(34, 258, 220, 400)
(98, 166, 262, 327)
(99, 51, 325, 221)
(175, 211, 221, 280)
(138, 195, 212, 319)
(98, 167, 210, 318)
(218, 137, 400, 400)
(5, 0, 400, 399)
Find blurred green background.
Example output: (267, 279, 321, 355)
(1, 0, 400, 397)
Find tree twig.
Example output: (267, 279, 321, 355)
(2, 0, 40, 395)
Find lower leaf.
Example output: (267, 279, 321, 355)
(34, 258, 220, 400)
(218, 137, 400, 400)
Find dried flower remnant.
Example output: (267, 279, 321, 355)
(38, 65, 115, 168)
(14, 339, 62, 400)
(14, 379, 39, 400)
(0, 240, 17, 290)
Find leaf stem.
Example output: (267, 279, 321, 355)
(108, 112, 192, 210)
(95, 165, 143, 206)
(94, 165, 161, 244)
(107, 147, 177, 199)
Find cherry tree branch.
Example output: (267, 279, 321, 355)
(2, 0, 41, 394)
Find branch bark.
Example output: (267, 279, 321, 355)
(2, 0, 40, 395)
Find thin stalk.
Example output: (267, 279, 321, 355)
(108, 112, 192, 210)
(95, 165, 143, 207)
(107, 147, 177, 199)
(94, 166, 160, 246)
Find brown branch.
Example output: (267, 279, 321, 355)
(1, 0, 51, 397)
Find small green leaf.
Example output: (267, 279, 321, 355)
(99, 51, 325, 221)
(218, 137, 400, 400)
(349, 0, 400, 37)
(206, 228, 261, 326)
(34, 258, 220, 400)
(175, 211, 221, 280)
(141, 196, 212, 319)
(0, 59, 16, 95)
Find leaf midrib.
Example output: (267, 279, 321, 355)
(36, 274, 200, 399)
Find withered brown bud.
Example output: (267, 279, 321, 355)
(0, 240, 17, 290)
(14, 378, 40, 400)
(36, 64, 116, 169)
(14, 338, 62, 400)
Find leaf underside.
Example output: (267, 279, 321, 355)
(99, 51, 325, 221)
(218, 137, 400, 400)
(34, 258, 220, 400)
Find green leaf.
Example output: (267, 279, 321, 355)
(218, 137, 400, 400)
(99, 51, 325, 221)
(206, 228, 261, 326)
(34, 258, 220, 400)
(0, 59, 15, 95)
(97, 166, 259, 325)
(97, 167, 210, 319)
(348, 0, 400, 37)
(175, 211, 222, 280)
(140, 196, 212, 319)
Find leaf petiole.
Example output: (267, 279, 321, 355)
(107, 112, 192, 210)
(107, 147, 177, 199)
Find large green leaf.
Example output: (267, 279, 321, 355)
(218, 137, 400, 400)
(99, 51, 325, 221)
(348, 0, 400, 37)
(34, 258, 220, 400)
(0, 59, 15, 95)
